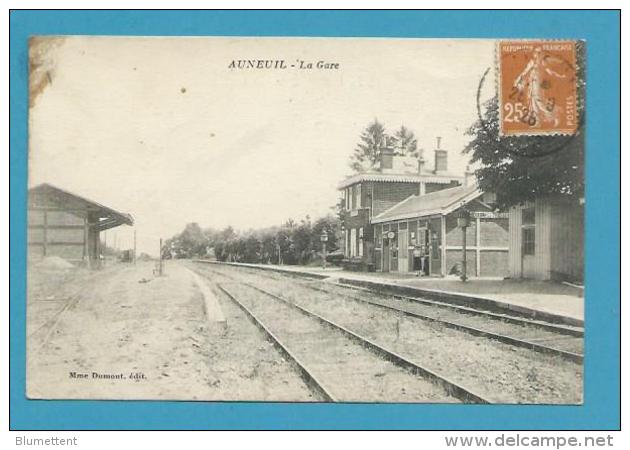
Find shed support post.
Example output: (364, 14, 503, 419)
(42, 211, 48, 257)
(461, 224, 468, 282)
(83, 217, 88, 266)
(476, 217, 481, 277)
(440, 215, 446, 276)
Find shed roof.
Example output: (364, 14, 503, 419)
(371, 183, 482, 224)
(28, 183, 134, 231)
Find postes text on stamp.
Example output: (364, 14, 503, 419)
(498, 40, 578, 136)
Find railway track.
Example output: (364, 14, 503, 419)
(193, 262, 584, 403)
(302, 284, 584, 363)
(197, 261, 583, 363)
(323, 283, 584, 336)
(28, 295, 82, 354)
(217, 283, 336, 402)
(195, 268, 490, 403)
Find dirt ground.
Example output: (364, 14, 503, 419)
(26, 260, 313, 401)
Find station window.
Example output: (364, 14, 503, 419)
(522, 207, 536, 255)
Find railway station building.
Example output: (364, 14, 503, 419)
(28, 183, 134, 267)
(337, 140, 463, 271)
(507, 196, 584, 282)
(370, 184, 509, 277)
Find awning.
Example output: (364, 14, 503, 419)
(28, 183, 134, 231)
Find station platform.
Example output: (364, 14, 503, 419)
(198, 261, 584, 327)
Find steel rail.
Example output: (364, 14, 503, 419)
(31, 295, 83, 354)
(330, 282, 584, 337)
(245, 283, 493, 404)
(303, 283, 584, 364)
(216, 283, 337, 402)
(195, 262, 583, 363)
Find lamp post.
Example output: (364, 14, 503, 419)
(456, 208, 471, 282)
(320, 231, 329, 269)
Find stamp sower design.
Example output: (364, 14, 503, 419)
(498, 40, 577, 136)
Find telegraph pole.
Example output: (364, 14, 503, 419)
(133, 229, 137, 264)
(159, 238, 163, 276)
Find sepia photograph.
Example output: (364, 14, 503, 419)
(26, 36, 585, 404)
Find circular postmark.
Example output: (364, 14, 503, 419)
(476, 66, 583, 159)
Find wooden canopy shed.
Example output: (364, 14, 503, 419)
(28, 183, 134, 267)
(508, 196, 584, 282)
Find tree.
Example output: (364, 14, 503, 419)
(313, 215, 341, 253)
(260, 231, 279, 264)
(242, 234, 262, 262)
(393, 126, 419, 157)
(463, 97, 584, 209)
(166, 222, 208, 258)
(276, 226, 293, 264)
(349, 119, 389, 173)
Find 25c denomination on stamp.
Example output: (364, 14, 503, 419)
(498, 40, 578, 136)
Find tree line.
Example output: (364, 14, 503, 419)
(163, 214, 342, 265)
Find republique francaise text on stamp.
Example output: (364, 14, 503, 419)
(498, 40, 578, 136)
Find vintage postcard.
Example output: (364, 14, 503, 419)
(26, 37, 584, 404)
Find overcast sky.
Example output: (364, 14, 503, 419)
(29, 37, 495, 255)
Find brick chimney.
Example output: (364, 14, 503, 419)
(464, 165, 475, 186)
(380, 142, 394, 171)
(417, 148, 426, 174)
(433, 137, 447, 173)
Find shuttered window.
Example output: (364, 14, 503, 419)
(358, 227, 364, 257)
(350, 228, 357, 257)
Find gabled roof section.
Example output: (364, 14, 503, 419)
(371, 184, 483, 224)
(29, 183, 134, 231)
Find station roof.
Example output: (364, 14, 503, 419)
(337, 171, 464, 190)
(28, 183, 134, 231)
(371, 183, 483, 224)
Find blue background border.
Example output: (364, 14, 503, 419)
(9, 10, 620, 430)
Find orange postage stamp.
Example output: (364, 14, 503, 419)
(498, 40, 578, 136)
